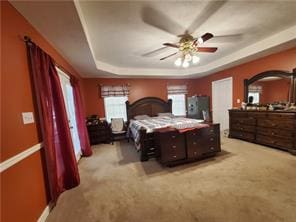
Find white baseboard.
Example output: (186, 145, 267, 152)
(0, 143, 43, 173)
(37, 204, 51, 222)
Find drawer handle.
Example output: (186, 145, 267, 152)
(210, 129, 214, 133)
(193, 142, 197, 145)
(210, 147, 214, 150)
(271, 132, 275, 135)
(193, 133, 196, 136)
(210, 138, 214, 141)
(173, 155, 177, 158)
(271, 124, 276, 127)
(172, 136, 176, 138)
(172, 145, 176, 148)
(194, 152, 197, 155)
(240, 127, 243, 130)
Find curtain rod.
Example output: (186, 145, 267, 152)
(22, 35, 74, 79)
(20, 35, 32, 43)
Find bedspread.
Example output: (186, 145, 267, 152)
(128, 116, 208, 149)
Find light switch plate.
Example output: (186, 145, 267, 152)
(237, 99, 241, 104)
(22, 112, 34, 124)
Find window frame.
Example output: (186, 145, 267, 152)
(168, 93, 187, 117)
(103, 96, 128, 122)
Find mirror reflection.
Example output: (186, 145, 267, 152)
(248, 77, 291, 105)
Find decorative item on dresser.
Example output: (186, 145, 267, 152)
(229, 110, 296, 155)
(86, 116, 111, 145)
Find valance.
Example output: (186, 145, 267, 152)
(248, 85, 263, 93)
(167, 85, 188, 94)
(101, 85, 129, 97)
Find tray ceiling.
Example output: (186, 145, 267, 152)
(11, 1, 296, 78)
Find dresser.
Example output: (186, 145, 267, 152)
(229, 110, 296, 154)
(155, 124, 221, 166)
(87, 120, 111, 145)
(186, 124, 220, 159)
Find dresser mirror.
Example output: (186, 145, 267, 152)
(244, 70, 296, 108)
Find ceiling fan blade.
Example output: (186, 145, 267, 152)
(141, 7, 185, 36)
(142, 46, 169, 57)
(160, 52, 178, 60)
(209, 34, 244, 43)
(187, 1, 226, 34)
(200, 33, 214, 42)
(196, 47, 218, 53)
(163, 43, 179, 48)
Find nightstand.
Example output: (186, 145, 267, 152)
(87, 120, 111, 145)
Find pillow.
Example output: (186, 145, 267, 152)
(158, 112, 175, 118)
(134, 115, 151, 120)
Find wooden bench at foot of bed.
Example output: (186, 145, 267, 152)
(138, 123, 221, 165)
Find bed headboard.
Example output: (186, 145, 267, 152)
(126, 97, 172, 121)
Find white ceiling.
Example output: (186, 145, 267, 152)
(11, 0, 296, 78)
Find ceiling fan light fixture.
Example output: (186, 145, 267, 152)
(182, 60, 189, 68)
(192, 55, 200, 64)
(174, 57, 182, 67)
(184, 53, 192, 62)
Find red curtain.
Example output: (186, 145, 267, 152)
(26, 40, 80, 204)
(70, 76, 92, 156)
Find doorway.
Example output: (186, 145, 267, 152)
(57, 68, 81, 161)
(212, 77, 233, 131)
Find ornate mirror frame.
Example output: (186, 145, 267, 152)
(244, 69, 296, 104)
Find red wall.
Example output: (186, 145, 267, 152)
(81, 48, 296, 116)
(82, 78, 200, 117)
(1, 1, 83, 221)
(193, 47, 296, 109)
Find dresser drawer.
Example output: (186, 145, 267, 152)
(160, 143, 186, 162)
(199, 125, 219, 137)
(230, 130, 255, 141)
(186, 134, 218, 158)
(256, 135, 294, 150)
(257, 127, 294, 139)
(231, 123, 255, 133)
(267, 112, 296, 120)
(229, 111, 248, 118)
(156, 131, 186, 163)
(202, 143, 220, 154)
(257, 119, 295, 130)
(248, 112, 267, 118)
(231, 117, 256, 125)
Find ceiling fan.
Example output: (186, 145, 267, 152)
(141, 2, 226, 67)
(160, 32, 217, 67)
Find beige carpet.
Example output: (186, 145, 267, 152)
(46, 137, 296, 222)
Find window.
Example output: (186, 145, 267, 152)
(248, 92, 260, 104)
(168, 94, 186, 116)
(104, 96, 128, 122)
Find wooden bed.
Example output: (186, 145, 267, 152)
(126, 97, 172, 161)
(126, 97, 221, 163)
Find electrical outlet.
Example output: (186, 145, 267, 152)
(22, 112, 34, 124)
(237, 99, 241, 104)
